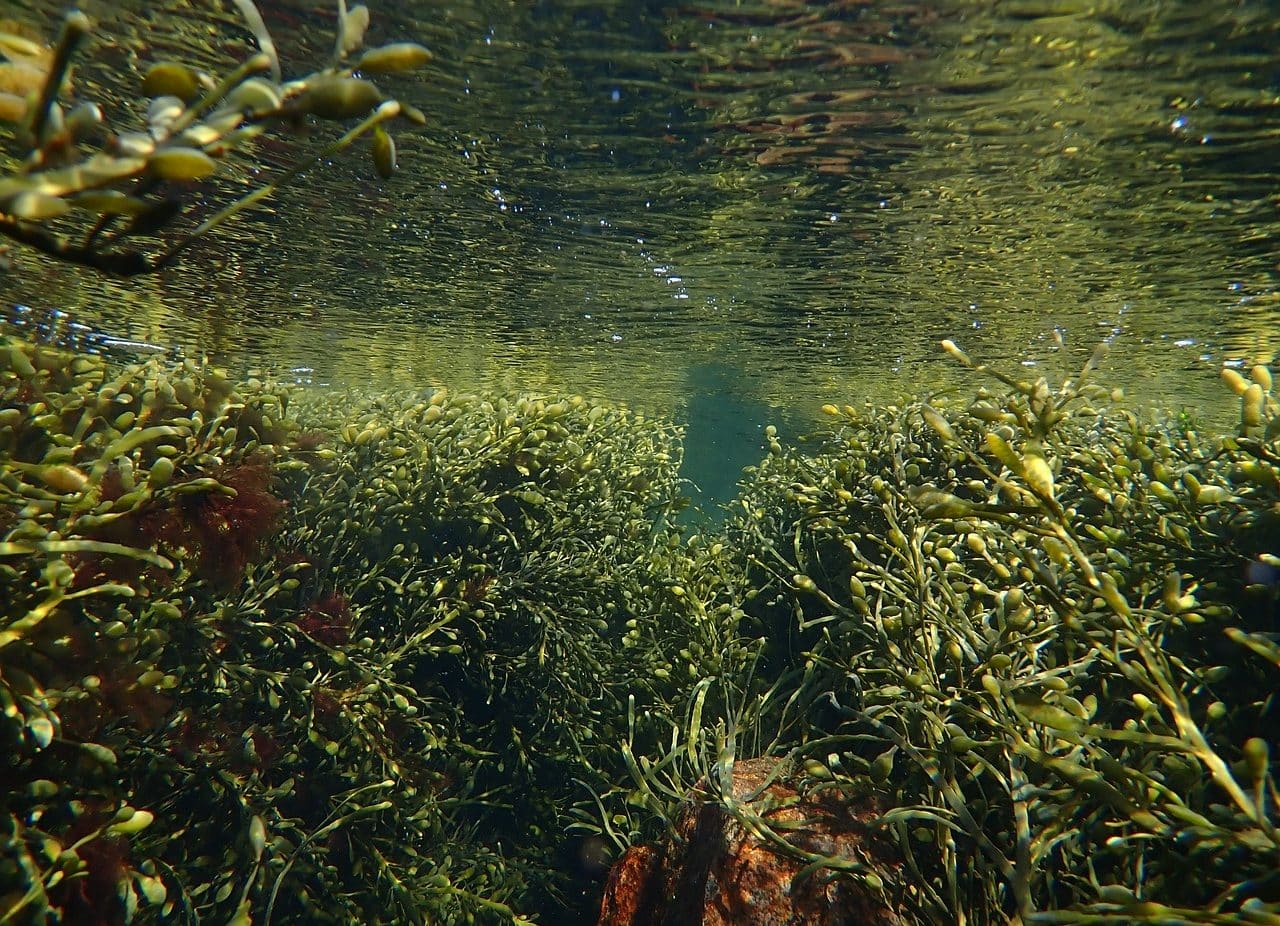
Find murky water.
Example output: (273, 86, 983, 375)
(3, 0, 1279, 416)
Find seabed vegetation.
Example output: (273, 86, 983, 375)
(2, 3, 1279, 926)
(0, 325, 1277, 925)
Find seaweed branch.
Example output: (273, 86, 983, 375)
(0, 1, 431, 275)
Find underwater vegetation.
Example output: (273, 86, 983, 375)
(600, 343, 1280, 925)
(1, 328, 1278, 924)
(0, 1, 430, 275)
(0, 332, 691, 924)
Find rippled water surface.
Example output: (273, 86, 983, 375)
(3, 0, 1279, 417)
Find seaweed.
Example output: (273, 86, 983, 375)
(0, 2, 430, 275)
(2, 328, 1277, 924)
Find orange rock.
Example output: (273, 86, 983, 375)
(597, 757, 901, 926)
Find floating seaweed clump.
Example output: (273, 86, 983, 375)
(0, 1, 431, 275)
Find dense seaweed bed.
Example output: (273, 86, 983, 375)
(1, 333, 1277, 924)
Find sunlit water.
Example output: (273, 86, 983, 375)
(3, 0, 1278, 424)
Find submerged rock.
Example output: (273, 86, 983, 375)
(598, 757, 900, 926)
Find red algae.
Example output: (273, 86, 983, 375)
(169, 715, 281, 774)
(162, 455, 286, 586)
(50, 630, 174, 737)
(55, 810, 131, 926)
(72, 455, 286, 589)
(290, 430, 330, 453)
(297, 592, 354, 646)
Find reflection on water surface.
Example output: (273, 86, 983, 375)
(1, 0, 1278, 417)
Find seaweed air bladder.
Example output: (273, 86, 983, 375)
(0, 1, 431, 276)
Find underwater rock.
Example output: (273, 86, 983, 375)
(597, 757, 900, 926)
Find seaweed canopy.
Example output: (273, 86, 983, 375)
(162, 455, 286, 586)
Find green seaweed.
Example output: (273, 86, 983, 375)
(602, 341, 1280, 924)
(1, 323, 1278, 924)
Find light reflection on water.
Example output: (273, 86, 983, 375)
(1, 0, 1277, 422)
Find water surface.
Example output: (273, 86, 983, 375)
(2, 0, 1278, 418)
